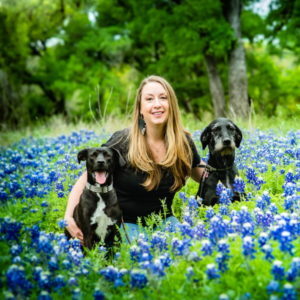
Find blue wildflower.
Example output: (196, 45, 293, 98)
(233, 177, 245, 193)
(0, 217, 22, 241)
(93, 289, 105, 300)
(206, 207, 215, 219)
(38, 291, 52, 300)
(271, 260, 285, 281)
(261, 244, 274, 261)
(130, 270, 148, 288)
(57, 219, 67, 229)
(6, 264, 33, 297)
(201, 240, 213, 256)
(286, 257, 300, 282)
(282, 283, 297, 300)
(266, 280, 280, 294)
(206, 263, 220, 280)
(242, 236, 256, 258)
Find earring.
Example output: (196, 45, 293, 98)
(138, 115, 146, 135)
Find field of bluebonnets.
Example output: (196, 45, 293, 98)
(0, 123, 299, 300)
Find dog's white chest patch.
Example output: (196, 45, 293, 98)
(90, 195, 116, 242)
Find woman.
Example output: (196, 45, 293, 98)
(65, 75, 206, 242)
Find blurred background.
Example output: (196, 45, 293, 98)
(0, 0, 299, 131)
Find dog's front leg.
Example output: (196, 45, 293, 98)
(203, 174, 219, 206)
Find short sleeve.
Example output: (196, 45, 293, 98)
(101, 129, 129, 167)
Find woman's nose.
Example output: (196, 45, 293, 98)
(153, 97, 162, 107)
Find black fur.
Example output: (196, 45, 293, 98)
(196, 118, 243, 206)
(66, 147, 123, 250)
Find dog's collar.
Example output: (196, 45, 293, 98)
(198, 164, 233, 172)
(85, 182, 113, 193)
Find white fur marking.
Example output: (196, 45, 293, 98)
(90, 195, 116, 242)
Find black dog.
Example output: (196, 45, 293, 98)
(66, 147, 124, 250)
(196, 118, 243, 206)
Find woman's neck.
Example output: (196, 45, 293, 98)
(145, 124, 165, 142)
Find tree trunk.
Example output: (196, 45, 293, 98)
(226, 0, 250, 119)
(203, 54, 226, 117)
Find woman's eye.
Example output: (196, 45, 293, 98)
(160, 96, 168, 101)
(146, 98, 153, 101)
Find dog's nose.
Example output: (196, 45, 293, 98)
(223, 139, 231, 146)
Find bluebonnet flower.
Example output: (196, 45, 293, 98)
(0, 217, 22, 241)
(216, 182, 226, 196)
(158, 252, 172, 267)
(219, 189, 232, 205)
(172, 238, 190, 256)
(183, 212, 194, 226)
(53, 275, 66, 291)
(10, 244, 22, 256)
(48, 256, 59, 271)
(187, 251, 201, 262)
(219, 205, 229, 216)
(193, 221, 207, 239)
(100, 266, 127, 287)
(283, 182, 297, 197)
(286, 257, 300, 282)
(187, 196, 199, 209)
(6, 264, 33, 296)
(68, 277, 78, 286)
(271, 260, 285, 281)
(267, 280, 280, 294)
(206, 207, 215, 219)
(279, 231, 294, 254)
(285, 172, 295, 183)
(179, 222, 193, 237)
(208, 215, 229, 243)
(282, 283, 297, 300)
(258, 232, 269, 247)
(38, 291, 52, 300)
(235, 206, 253, 225)
(130, 270, 148, 288)
(206, 263, 220, 280)
(233, 177, 245, 193)
(37, 234, 54, 255)
(242, 236, 256, 258)
(269, 203, 278, 214)
(37, 271, 51, 290)
(216, 253, 229, 272)
(184, 265, 199, 283)
(58, 219, 68, 229)
(217, 239, 230, 255)
(241, 222, 254, 237)
(143, 259, 166, 277)
(284, 195, 299, 211)
(93, 289, 105, 300)
(201, 240, 213, 256)
(261, 244, 274, 261)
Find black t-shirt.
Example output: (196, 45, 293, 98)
(103, 129, 200, 224)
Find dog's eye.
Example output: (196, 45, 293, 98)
(227, 125, 235, 131)
(212, 126, 220, 133)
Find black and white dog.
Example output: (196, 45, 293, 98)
(196, 118, 243, 206)
(67, 147, 124, 249)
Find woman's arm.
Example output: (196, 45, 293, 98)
(64, 171, 87, 242)
(191, 160, 207, 183)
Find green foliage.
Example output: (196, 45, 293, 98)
(0, 0, 299, 129)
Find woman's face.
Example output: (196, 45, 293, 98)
(140, 81, 170, 129)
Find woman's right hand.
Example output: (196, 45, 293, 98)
(65, 217, 84, 243)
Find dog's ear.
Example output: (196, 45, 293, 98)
(112, 148, 126, 167)
(200, 126, 211, 150)
(77, 149, 88, 164)
(234, 125, 243, 148)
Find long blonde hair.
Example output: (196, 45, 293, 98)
(128, 75, 193, 191)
